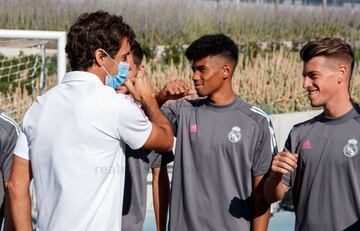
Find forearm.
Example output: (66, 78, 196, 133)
(264, 172, 288, 204)
(252, 182, 271, 231)
(155, 92, 167, 108)
(3, 184, 15, 231)
(152, 174, 161, 231)
(142, 97, 173, 150)
(252, 207, 271, 231)
(8, 183, 32, 231)
(142, 96, 170, 127)
(152, 167, 170, 231)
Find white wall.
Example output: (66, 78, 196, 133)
(270, 110, 322, 150)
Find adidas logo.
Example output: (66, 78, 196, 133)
(190, 124, 198, 133)
(301, 140, 312, 150)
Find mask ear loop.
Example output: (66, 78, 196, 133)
(99, 49, 119, 77)
(100, 49, 119, 66)
(101, 65, 112, 77)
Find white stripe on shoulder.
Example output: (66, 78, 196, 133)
(250, 106, 278, 154)
(250, 106, 269, 119)
(0, 112, 20, 136)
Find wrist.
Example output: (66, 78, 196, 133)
(155, 91, 167, 107)
(269, 171, 284, 183)
(141, 94, 158, 110)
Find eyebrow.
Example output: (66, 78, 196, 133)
(192, 65, 206, 70)
(303, 71, 320, 76)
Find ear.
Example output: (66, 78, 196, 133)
(137, 65, 145, 78)
(138, 64, 145, 73)
(337, 64, 347, 84)
(223, 63, 231, 80)
(94, 49, 107, 67)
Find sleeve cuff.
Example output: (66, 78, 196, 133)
(13, 132, 30, 160)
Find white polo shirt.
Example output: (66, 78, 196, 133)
(14, 71, 152, 231)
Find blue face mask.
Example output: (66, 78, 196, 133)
(101, 50, 130, 89)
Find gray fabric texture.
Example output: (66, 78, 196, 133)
(283, 106, 360, 231)
(0, 110, 19, 221)
(121, 145, 173, 231)
(163, 97, 277, 231)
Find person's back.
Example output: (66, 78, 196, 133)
(8, 11, 173, 231)
(25, 73, 147, 229)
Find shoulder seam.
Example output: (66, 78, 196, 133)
(250, 106, 278, 154)
(0, 112, 20, 136)
(250, 106, 269, 118)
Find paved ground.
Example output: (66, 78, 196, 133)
(0, 39, 57, 57)
(143, 209, 295, 230)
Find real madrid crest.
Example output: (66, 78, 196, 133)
(343, 139, 358, 157)
(228, 126, 241, 143)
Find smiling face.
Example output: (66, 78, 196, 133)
(302, 56, 341, 108)
(191, 55, 231, 97)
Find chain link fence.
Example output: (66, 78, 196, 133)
(0, 39, 58, 122)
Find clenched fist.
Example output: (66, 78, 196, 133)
(156, 79, 195, 106)
(124, 77, 155, 104)
(271, 151, 298, 175)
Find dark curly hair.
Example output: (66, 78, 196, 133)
(300, 38, 354, 79)
(130, 41, 144, 67)
(185, 34, 238, 67)
(65, 11, 135, 71)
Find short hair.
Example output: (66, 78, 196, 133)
(300, 38, 354, 78)
(65, 11, 135, 71)
(185, 34, 238, 67)
(130, 41, 144, 67)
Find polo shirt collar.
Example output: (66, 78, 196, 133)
(61, 71, 104, 86)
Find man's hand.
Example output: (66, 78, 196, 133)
(124, 77, 174, 152)
(271, 151, 298, 176)
(116, 68, 145, 94)
(116, 85, 128, 94)
(156, 80, 194, 107)
(264, 152, 298, 204)
(123, 77, 155, 104)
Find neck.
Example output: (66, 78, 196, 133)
(208, 84, 236, 105)
(324, 91, 353, 117)
(87, 66, 106, 84)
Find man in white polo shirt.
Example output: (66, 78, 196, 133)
(7, 11, 173, 231)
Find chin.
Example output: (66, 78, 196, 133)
(309, 100, 323, 108)
(196, 90, 205, 97)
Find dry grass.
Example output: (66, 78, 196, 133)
(1, 0, 360, 45)
(147, 50, 360, 114)
(0, 75, 57, 122)
(2, 50, 359, 123)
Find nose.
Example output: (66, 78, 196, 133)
(192, 71, 200, 81)
(303, 76, 312, 89)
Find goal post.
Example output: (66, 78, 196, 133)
(0, 30, 67, 121)
(0, 29, 67, 84)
